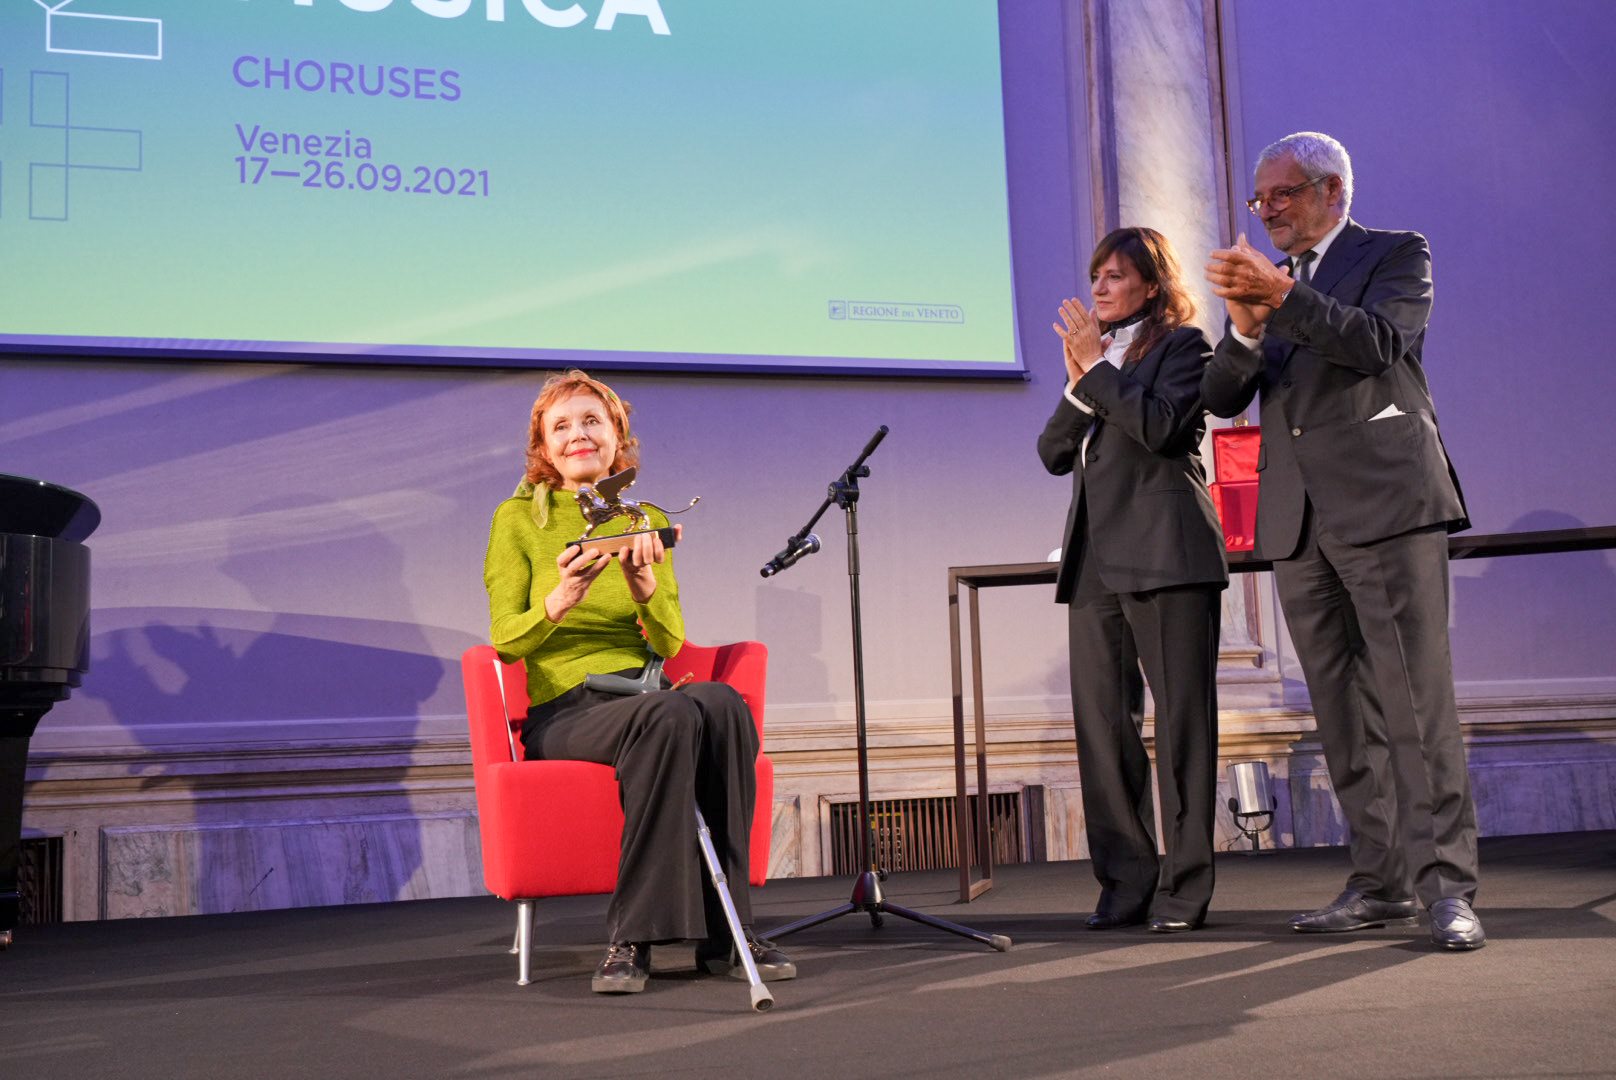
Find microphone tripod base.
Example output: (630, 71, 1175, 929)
(765, 870, 1011, 952)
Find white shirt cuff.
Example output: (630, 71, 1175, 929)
(1064, 379, 1093, 414)
(1231, 325, 1264, 351)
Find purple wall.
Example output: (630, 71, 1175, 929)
(1226, 0, 1616, 685)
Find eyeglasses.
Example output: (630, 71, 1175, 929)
(1246, 175, 1331, 215)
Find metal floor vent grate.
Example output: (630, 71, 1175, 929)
(827, 788, 1044, 876)
(19, 836, 65, 925)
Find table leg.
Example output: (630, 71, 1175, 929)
(968, 585, 993, 899)
(950, 575, 972, 902)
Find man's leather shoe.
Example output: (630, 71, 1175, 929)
(1147, 916, 1198, 934)
(1289, 890, 1419, 933)
(591, 941, 651, 993)
(696, 932, 797, 982)
(1429, 898, 1486, 950)
(1085, 911, 1146, 930)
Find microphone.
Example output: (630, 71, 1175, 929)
(759, 534, 821, 578)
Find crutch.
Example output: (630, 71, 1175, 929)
(694, 803, 772, 1012)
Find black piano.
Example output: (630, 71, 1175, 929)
(0, 474, 98, 947)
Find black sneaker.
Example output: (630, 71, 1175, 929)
(696, 932, 797, 982)
(591, 941, 651, 993)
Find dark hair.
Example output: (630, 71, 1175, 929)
(1088, 227, 1197, 362)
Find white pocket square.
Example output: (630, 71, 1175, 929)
(1368, 404, 1406, 421)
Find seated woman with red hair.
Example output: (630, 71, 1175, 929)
(484, 369, 793, 994)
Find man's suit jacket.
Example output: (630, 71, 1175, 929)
(1200, 220, 1468, 561)
(1038, 324, 1229, 604)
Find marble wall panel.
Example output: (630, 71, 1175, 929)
(1469, 758, 1616, 837)
(1044, 781, 1091, 863)
(1091, 0, 1230, 332)
(1285, 751, 1353, 850)
(101, 812, 482, 919)
(1281, 741, 1616, 852)
(768, 795, 802, 881)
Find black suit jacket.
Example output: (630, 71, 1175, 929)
(1038, 324, 1229, 604)
(1201, 220, 1468, 560)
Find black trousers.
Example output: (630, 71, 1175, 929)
(1273, 503, 1478, 907)
(1067, 526, 1223, 924)
(523, 678, 759, 943)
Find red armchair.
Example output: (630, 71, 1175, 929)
(460, 641, 774, 984)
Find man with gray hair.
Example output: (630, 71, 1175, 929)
(1201, 131, 1483, 949)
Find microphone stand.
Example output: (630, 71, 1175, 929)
(759, 426, 1010, 953)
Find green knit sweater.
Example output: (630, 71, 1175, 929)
(484, 490, 683, 707)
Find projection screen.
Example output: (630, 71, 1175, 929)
(0, 1, 1022, 376)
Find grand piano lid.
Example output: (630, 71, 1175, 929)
(0, 474, 101, 543)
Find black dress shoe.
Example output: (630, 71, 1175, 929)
(1147, 916, 1198, 934)
(1085, 911, 1146, 930)
(1289, 890, 1419, 933)
(1429, 898, 1486, 950)
(696, 932, 797, 982)
(591, 941, 651, 993)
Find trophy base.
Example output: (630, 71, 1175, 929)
(566, 526, 678, 558)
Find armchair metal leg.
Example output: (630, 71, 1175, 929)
(515, 899, 533, 986)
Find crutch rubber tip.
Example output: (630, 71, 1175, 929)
(750, 985, 775, 1012)
(989, 934, 1012, 952)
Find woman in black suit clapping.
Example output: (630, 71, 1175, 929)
(1037, 227, 1229, 933)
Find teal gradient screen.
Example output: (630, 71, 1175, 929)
(0, 1, 1021, 375)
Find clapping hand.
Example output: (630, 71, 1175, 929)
(1206, 234, 1291, 336)
(1051, 298, 1110, 384)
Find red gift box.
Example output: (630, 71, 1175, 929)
(1209, 425, 1260, 551)
(1211, 425, 1260, 483)
(1210, 480, 1259, 551)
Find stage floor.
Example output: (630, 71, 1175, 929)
(4, 832, 1614, 1080)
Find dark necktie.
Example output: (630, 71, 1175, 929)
(1294, 250, 1317, 286)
